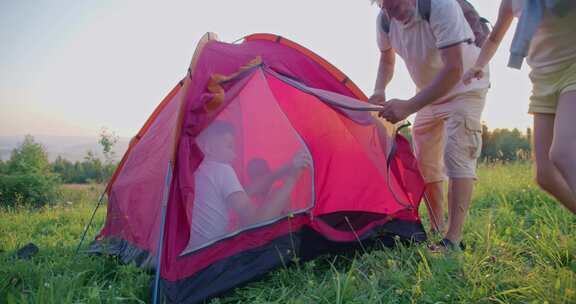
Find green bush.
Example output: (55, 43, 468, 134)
(0, 135, 61, 208)
(0, 173, 60, 208)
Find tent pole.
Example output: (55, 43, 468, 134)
(150, 33, 208, 303)
(152, 160, 173, 304)
(422, 191, 442, 234)
(75, 190, 106, 255)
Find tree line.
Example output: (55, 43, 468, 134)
(480, 124, 531, 162)
(400, 123, 531, 163)
(0, 130, 118, 208)
(1, 124, 531, 208)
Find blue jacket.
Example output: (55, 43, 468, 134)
(508, 0, 569, 69)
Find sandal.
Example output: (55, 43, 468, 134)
(437, 238, 466, 251)
(428, 238, 466, 252)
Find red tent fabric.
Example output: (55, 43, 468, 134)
(92, 33, 426, 303)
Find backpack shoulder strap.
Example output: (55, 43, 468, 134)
(379, 10, 391, 33)
(418, 0, 432, 22)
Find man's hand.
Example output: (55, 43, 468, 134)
(378, 99, 417, 123)
(368, 93, 386, 105)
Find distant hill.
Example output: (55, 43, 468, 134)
(0, 135, 129, 162)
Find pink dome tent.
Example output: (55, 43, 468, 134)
(86, 33, 427, 303)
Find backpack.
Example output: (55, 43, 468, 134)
(380, 0, 491, 47)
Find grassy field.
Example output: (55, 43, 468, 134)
(1, 163, 575, 303)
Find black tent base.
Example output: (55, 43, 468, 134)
(160, 218, 426, 304)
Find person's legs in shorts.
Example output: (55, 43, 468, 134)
(533, 113, 576, 213)
(550, 89, 576, 213)
(413, 109, 447, 233)
(442, 91, 485, 245)
(530, 64, 576, 214)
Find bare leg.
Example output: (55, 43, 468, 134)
(533, 113, 576, 214)
(444, 178, 474, 243)
(424, 181, 446, 233)
(548, 91, 576, 214)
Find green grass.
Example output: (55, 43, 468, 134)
(1, 164, 575, 303)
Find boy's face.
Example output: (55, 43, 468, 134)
(204, 133, 236, 163)
(382, 0, 416, 24)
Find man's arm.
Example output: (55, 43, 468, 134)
(379, 44, 463, 123)
(409, 43, 463, 110)
(369, 48, 395, 104)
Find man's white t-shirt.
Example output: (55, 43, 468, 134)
(377, 0, 490, 103)
(187, 160, 244, 249)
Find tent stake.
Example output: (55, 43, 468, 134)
(152, 160, 173, 304)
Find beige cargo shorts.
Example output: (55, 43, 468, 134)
(412, 89, 487, 183)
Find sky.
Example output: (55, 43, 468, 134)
(0, 0, 533, 138)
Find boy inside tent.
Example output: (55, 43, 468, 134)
(186, 120, 310, 250)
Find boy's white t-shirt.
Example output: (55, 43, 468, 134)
(187, 160, 244, 249)
(377, 0, 490, 103)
